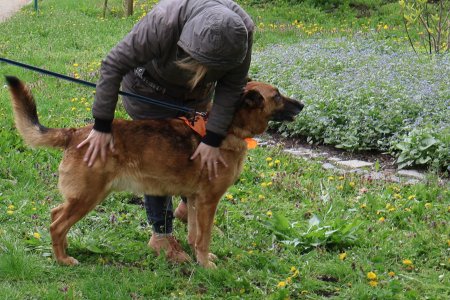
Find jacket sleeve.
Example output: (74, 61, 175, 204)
(92, 6, 177, 132)
(204, 32, 253, 144)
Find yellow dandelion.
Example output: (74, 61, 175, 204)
(424, 203, 432, 209)
(277, 281, 286, 288)
(32, 207, 37, 211)
(292, 269, 300, 278)
(408, 195, 416, 200)
(258, 195, 265, 200)
(286, 277, 292, 284)
(225, 194, 233, 200)
(402, 259, 413, 266)
(266, 211, 273, 217)
(349, 181, 356, 187)
(360, 203, 367, 209)
(261, 182, 267, 187)
(378, 216, 385, 222)
(328, 176, 334, 181)
(7, 210, 14, 215)
(267, 181, 273, 186)
(33, 232, 41, 239)
(7, 205, 15, 210)
(239, 288, 245, 294)
(268, 162, 274, 167)
(447, 240, 450, 247)
(290, 266, 297, 273)
(266, 157, 273, 162)
(388, 271, 395, 277)
(394, 193, 402, 199)
(369, 280, 378, 287)
(339, 252, 347, 260)
(367, 272, 377, 280)
(337, 185, 344, 190)
(274, 159, 281, 165)
(73, 63, 79, 67)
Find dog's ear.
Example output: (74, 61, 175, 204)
(242, 89, 264, 109)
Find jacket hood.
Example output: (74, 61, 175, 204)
(177, 6, 248, 69)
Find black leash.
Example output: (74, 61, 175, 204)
(0, 57, 197, 116)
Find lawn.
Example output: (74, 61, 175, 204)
(0, 0, 449, 299)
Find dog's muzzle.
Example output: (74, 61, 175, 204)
(271, 99, 304, 122)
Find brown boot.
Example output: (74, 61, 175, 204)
(148, 234, 191, 264)
(174, 200, 188, 223)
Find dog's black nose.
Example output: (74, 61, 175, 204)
(296, 101, 304, 113)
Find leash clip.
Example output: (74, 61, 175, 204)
(191, 111, 207, 126)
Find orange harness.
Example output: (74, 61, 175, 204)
(179, 116, 257, 149)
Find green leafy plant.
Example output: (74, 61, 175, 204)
(395, 128, 450, 170)
(264, 211, 363, 251)
(400, 0, 450, 54)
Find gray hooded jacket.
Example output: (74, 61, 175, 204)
(93, 0, 254, 145)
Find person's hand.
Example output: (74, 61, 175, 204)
(191, 142, 227, 180)
(77, 129, 115, 167)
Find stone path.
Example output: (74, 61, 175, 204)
(0, 0, 31, 22)
(256, 135, 443, 185)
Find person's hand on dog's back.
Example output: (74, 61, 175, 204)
(77, 129, 115, 167)
(191, 142, 227, 181)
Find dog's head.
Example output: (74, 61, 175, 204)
(230, 81, 304, 137)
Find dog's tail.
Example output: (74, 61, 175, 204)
(6, 76, 73, 149)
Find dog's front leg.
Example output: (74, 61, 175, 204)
(194, 197, 220, 268)
(187, 197, 197, 249)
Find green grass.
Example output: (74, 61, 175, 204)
(0, 0, 449, 299)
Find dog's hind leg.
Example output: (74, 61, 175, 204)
(51, 204, 68, 250)
(50, 193, 106, 265)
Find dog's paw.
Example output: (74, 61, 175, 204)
(58, 256, 79, 266)
(200, 260, 217, 269)
(197, 255, 217, 269)
(208, 253, 218, 261)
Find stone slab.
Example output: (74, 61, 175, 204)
(397, 170, 425, 180)
(336, 160, 373, 169)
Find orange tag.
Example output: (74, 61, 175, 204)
(179, 116, 207, 137)
(245, 138, 258, 149)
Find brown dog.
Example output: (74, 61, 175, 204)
(6, 76, 303, 268)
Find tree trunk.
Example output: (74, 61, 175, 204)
(125, 0, 133, 17)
